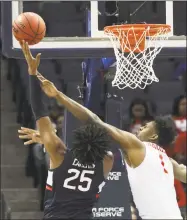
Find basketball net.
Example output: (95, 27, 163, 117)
(104, 24, 171, 89)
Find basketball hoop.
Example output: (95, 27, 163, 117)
(104, 24, 171, 89)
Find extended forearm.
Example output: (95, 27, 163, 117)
(171, 158, 187, 183)
(179, 165, 186, 183)
(55, 91, 98, 123)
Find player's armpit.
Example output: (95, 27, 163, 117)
(37, 116, 67, 169)
(170, 158, 186, 183)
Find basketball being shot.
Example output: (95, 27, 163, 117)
(12, 12, 46, 45)
(1, 1, 186, 220)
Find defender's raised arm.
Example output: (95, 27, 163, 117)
(36, 73, 144, 152)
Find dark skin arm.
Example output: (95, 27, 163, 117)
(170, 158, 186, 183)
(36, 117, 66, 169)
(20, 41, 66, 169)
(36, 73, 145, 167)
(37, 71, 143, 149)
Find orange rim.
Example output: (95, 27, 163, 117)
(104, 24, 171, 35)
(104, 24, 171, 53)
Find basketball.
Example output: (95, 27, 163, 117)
(12, 12, 46, 45)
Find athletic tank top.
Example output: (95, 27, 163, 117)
(44, 150, 105, 219)
(125, 142, 182, 219)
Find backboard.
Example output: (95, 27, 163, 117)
(1, 1, 186, 59)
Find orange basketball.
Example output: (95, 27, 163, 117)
(12, 12, 46, 45)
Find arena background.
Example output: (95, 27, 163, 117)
(1, 1, 186, 219)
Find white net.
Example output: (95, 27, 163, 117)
(104, 25, 170, 89)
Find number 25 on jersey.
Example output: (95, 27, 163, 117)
(63, 169, 94, 192)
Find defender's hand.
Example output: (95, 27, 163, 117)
(18, 127, 43, 145)
(20, 40, 41, 75)
(37, 72, 59, 98)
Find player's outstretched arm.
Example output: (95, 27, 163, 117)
(20, 41, 66, 168)
(170, 158, 186, 183)
(36, 72, 144, 151)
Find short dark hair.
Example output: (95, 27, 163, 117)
(71, 123, 111, 165)
(154, 115, 177, 146)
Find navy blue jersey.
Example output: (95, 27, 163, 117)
(44, 150, 106, 219)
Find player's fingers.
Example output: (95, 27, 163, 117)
(25, 42, 33, 61)
(20, 126, 33, 130)
(37, 77, 44, 84)
(43, 80, 51, 86)
(42, 80, 53, 87)
(20, 40, 25, 50)
(24, 140, 34, 145)
(37, 74, 46, 83)
(37, 75, 42, 82)
(20, 127, 36, 133)
(39, 75, 47, 82)
(41, 82, 52, 92)
(19, 127, 32, 134)
(39, 79, 49, 87)
(19, 40, 23, 49)
(19, 134, 31, 139)
(36, 53, 41, 67)
(25, 42, 31, 59)
(23, 42, 30, 62)
(18, 128, 31, 134)
(18, 130, 28, 135)
(35, 134, 41, 139)
(18, 130, 35, 136)
(23, 40, 27, 53)
(20, 41, 27, 59)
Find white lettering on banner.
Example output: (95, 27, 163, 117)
(107, 172, 121, 181)
(92, 207, 124, 218)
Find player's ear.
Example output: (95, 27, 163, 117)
(149, 134, 158, 141)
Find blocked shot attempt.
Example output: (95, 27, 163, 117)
(18, 40, 186, 219)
